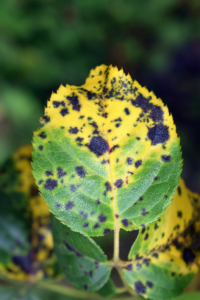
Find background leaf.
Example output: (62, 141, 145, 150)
(52, 215, 111, 292)
(0, 286, 41, 300)
(172, 293, 200, 300)
(122, 179, 200, 300)
(0, 145, 60, 281)
(32, 64, 182, 237)
(97, 279, 118, 297)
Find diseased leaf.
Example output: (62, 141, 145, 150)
(52, 215, 111, 292)
(0, 145, 59, 281)
(129, 179, 199, 259)
(32, 64, 181, 236)
(123, 179, 200, 300)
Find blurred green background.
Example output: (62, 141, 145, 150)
(0, 0, 200, 194)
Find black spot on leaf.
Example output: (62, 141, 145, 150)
(149, 106, 164, 122)
(183, 248, 195, 263)
(177, 211, 182, 218)
(57, 167, 67, 178)
(134, 281, 146, 294)
(127, 157, 133, 165)
(53, 101, 65, 107)
(93, 223, 100, 229)
(64, 241, 84, 257)
(178, 186, 181, 195)
(114, 179, 123, 188)
(69, 127, 78, 134)
(44, 179, 58, 190)
(89, 121, 98, 128)
(135, 160, 142, 168)
(75, 166, 86, 178)
(39, 145, 43, 150)
(88, 136, 108, 156)
(141, 208, 148, 216)
(67, 95, 81, 111)
(45, 171, 53, 176)
(161, 155, 171, 162)
(39, 132, 47, 139)
(76, 137, 84, 142)
(154, 223, 159, 230)
(148, 124, 169, 145)
(146, 281, 153, 288)
(126, 264, 133, 271)
(80, 211, 88, 218)
(132, 93, 163, 122)
(104, 181, 111, 196)
(87, 92, 96, 100)
(103, 229, 111, 235)
(42, 116, 50, 123)
(124, 108, 130, 115)
(98, 213, 107, 222)
(60, 108, 69, 116)
(70, 185, 76, 192)
(152, 253, 158, 258)
(65, 201, 74, 210)
(89, 270, 93, 277)
(110, 145, 119, 153)
(122, 219, 128, 227)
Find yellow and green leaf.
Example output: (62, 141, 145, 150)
(123, 179, 200, 300)
(32, 64, 182, 236)
(0, 145, 59, 281)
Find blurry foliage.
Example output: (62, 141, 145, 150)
(0, 1, 200, 297)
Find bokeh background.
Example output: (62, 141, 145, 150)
(1, 0, 200, 292)
(0, 0, 200, 192)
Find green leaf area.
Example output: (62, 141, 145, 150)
(52, 215, 111, 292)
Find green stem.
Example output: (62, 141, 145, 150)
(38, 281, 137, 300)
(116, 267, 138, 298)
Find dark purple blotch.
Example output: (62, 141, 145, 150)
(161, 155, 171, 162)
(57, 167, 67, 178)
(75, 166, 86, 178)
(135, 160, 142, 168)
(98, 213, 107, 222)
(114, 179, 123, 188)
(147, 124, 169, 145)
(88, 136, 108, 156)
(65, 201, 74, 210)
(44, 179, 58, 190)
(134, 281, 146, 294)
(103, 229, 110, 235)
(121, 219, 129, 227)
(67, 95, 81, 111)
